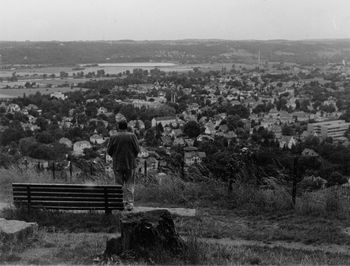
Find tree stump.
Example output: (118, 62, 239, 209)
(104, 209, 184, 259)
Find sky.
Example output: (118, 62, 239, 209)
(0, 0, 350, 41)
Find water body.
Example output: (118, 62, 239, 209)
(97, 62, 176, 67)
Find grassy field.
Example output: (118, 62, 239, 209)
(2, 167, 350, 264)
(0, 86, 86, 97)
(2, 228, 350, 265)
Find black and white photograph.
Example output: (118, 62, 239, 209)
(1, 0, 350, 264)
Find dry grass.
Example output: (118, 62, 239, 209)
(2, 229, 350, 265)
(296, 186, 350, 219)
(0, 167, 56, 202)
(135, 176, 293, 214)
(2, 207, 120, 233)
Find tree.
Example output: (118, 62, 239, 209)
(156, 123, 164, 138)
(226, 115, 242, 130)
(226, 104, 250, 119)
(0, 127, 25, 146)
(36, 117, 49, 131)
(183, 121, 201, 139)
(282, 125, 294, 136)
(327, 171, 348, 187)
(144, 128, 159, 147)
(120, 104, 137, 121)
(36, 131, 55, 144)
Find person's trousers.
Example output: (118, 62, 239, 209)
(113, 168, 135, 205)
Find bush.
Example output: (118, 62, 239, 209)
(226, 181, 293, 213)
(297, 187, 347, 218)
(327, 172, 348, 187)
(135, 174, 293, 214)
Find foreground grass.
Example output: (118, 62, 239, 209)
(2, 230, 350, 265)
(175, 208, 350, 246)
(2, 208, 120, 233)
(3, 167, 350, 264)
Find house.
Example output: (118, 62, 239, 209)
(6, 103, 20, 113)
(137, 147, 149, 158)
(184, 138, 194, 146)
(292, 111, 309, 122)
(59, 137, 73, 148)
(132, 99, 162, 109)
(172, 136, 184, 146)
(204, 121, 216, 135)
(27, 115, 37, 124)
(198, 116, 208, 125)
(26, 104, 38, 111)
(197, 134, 214, 142)
(182, 111, 197, 122)
(261, 118, 276, 129)
(20, 123, 40, 132)
(279, 111, 294, 124)
(270, 125, 282, 139)
(90, 134, 106, 145)
(279, 136, 297, 149)
(302, 148, 319, 157)
(89, 119, 108, 128)
(184, 146, 206, 166)
(86, 99, 98, 103)
(50, 91, 66, 100)
(97, 107, 108, 115)
(161, 135, 173, 147)
(268, 108, 279, 119)
(187, 103, 200, 112)
(21, 108, 29, 115)
(163, 125, 172, 136)
(128, 120, 145, 130)
(73, 141, 92, 156)
(151, 116, 177, 128)
(109, 129, 118, 136)
(115, 113, 126, 123)
(173, 128, 183, 137)
(146, 96, 167, 103)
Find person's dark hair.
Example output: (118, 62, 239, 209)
(118, 120, 128, 130)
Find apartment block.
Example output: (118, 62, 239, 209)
(307, 120, 350, 140)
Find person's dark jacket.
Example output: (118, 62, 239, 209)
(107, 132, 140, 170)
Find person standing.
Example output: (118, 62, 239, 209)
(107, 120, 140, 211)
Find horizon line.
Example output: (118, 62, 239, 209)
(1, 38, 350, 43)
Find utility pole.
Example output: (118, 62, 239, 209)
(52, 162, 55, 180)
(292, 156, 299, 207)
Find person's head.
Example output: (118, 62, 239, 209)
(118, 120, 128, 130)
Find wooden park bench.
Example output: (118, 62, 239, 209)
(12, 183, 124, 214)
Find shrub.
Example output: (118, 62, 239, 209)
(297, 187, 347, 218)
(327, 171, 348, 187)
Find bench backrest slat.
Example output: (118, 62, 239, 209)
(12, 183, 124, 212)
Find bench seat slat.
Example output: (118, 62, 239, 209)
(24, 206, 124, 210)
(13, 192, 122, 197)
(14, 201, 124, 208)
(13, 183, 122, 188)
(13, 188, 122, 194)
(13, 196, 123, 202)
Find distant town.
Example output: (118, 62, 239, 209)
(1, 56, 350, 188)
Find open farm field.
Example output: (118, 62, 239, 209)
(0, 86, 86, 98)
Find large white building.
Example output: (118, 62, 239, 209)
(307, 120, 350, 141)
(151, 116, 177, 128)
